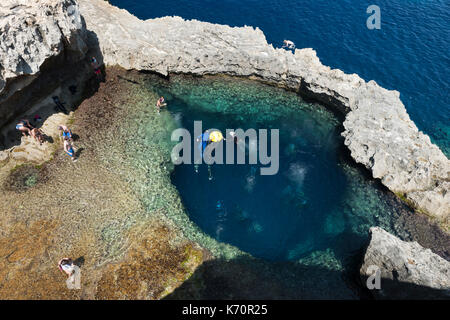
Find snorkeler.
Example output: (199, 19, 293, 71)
(195, 130, 225, 180)
(16, 119, 33, 136)
(208, 130, 224, 143)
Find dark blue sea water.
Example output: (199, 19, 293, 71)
(111, 0, 450, 156)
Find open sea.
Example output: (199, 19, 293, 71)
(111, 0, 450, 155)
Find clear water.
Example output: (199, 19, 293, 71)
(139, 75, 408, 264)
(111, 0, 450, 157)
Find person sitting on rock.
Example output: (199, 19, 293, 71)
(57, 125, 73, 142)
(63, 137, 77, 162)
(30, 128, 45, 145)
(16, 119, 33, 136)
(58, 258, 75, 278)
(282, 40, 295, 50)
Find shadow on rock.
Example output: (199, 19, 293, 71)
(165, 253, 449, 300)
(74, 256, 85, 267)
(164, 255, 364, 300)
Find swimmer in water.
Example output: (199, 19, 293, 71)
(156, 96, 166, 113)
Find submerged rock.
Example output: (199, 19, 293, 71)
(360, 227, 450, 299)
(78, 0, 449, 225)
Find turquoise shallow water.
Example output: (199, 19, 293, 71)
(111, 0, 450, 157)
(104, 71, 448, 298)
(136, 75, 411, 266)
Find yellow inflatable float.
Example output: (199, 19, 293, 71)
(209, 130, 224, 142)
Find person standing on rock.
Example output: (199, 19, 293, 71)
(64, 137, 77, 162)
(91, 56, 102, 80)
(16, 119, 33, 136)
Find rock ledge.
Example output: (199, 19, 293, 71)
(360, 227, 450, 299)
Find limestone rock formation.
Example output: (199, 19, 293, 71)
(0, 0, 448, 225)
(0, 0, 88, 127)
(78, 0, 449, 224)
(360, 227, 450, 299)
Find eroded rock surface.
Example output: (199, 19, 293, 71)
(360, 227, 450, 299)
(0, 0, 87, 127)
(1, 0, 447, 225)
(78, 0, 449, 225)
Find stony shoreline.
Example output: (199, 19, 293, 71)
(1, 63, 449, 299)
(0, 0, 448, 299)
(0, 67, 211, 299)
(1, 0, 447, 226)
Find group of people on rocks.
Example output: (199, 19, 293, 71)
(11, 56, 107, 286)
(15, 119, 45, 145)
(16, 118, 77, 162)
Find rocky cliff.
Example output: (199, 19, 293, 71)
(361, 227, 450, 299)
(0, 0, 448, 225)
(0, 0, 449, 300)
(77, 0, 449, 225)
(0, 0, 87, 128)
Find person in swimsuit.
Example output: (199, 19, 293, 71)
(64, 137, 77, 162)
(156, 96, 165, 113)
(16, 119, 32, 136)
(91, 57, 102, 79)
(57, 125, 73, 142)
(58, 258, 75, 278)
(30, 128, 45, 145)
(282, 40, 295, 50)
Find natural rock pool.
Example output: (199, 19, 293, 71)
(52, 69, 448, 298)
(164, 77, 393, 261)
(1, 67, 447, 299)
(127, 73, 419, 266)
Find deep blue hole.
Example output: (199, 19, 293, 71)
(141, 74, 404, 269)
(162, 80, 368, 261)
